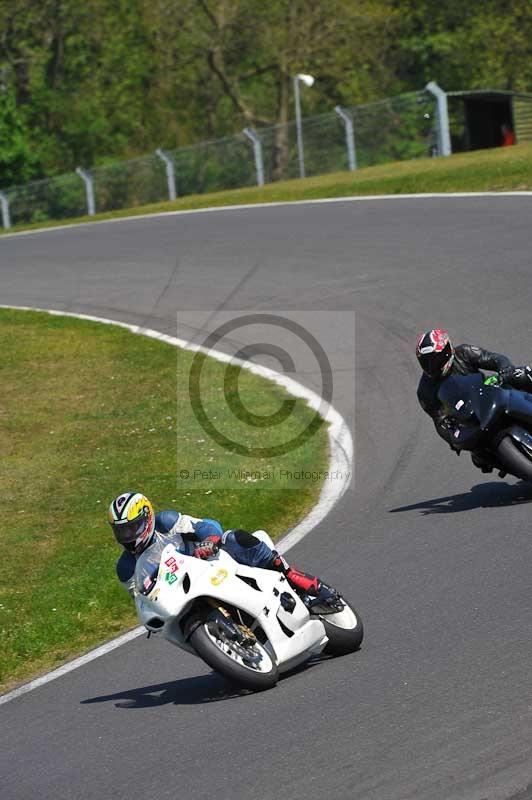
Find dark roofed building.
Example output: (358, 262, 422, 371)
(446, 90, 532, 152)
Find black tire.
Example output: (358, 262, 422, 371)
(190, 623, 279, 691)
(495, 436, 532, 482)
(320, 600, 364, 656)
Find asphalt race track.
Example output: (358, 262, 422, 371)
(1, 196, 532, 800)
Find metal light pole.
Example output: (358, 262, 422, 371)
(294, 73, 314, 179)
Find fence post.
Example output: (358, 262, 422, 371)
(0, 191, 11, 229)
(242, 128, 265, 186)
(75, 167, 96, 215)
(334, 106, 357, 171)
(425, 82, 452, 157)
(294, 77, 305, 178)
(155, 148, 177, 200)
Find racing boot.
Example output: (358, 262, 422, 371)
(471, 450, 507, 477)
(269, 553, 341, 609)
(471, 451, 494, 474)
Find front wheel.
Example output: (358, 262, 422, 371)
(190, 620, 279, 691)
(495, 435, 532, 482)
(318, 599, 364, 656)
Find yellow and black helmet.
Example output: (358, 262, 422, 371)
(108, 492, 155, 554)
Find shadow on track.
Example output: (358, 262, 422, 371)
(80, 672, 247, 708)
(390, 480, 532, 515)
(80, 657, 329, 709)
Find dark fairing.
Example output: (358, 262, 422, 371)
(437, 373, 532, 468)
(438, 374, 510, 430)
(507, 391, 532, 426)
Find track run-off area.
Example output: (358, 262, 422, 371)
(1, 193, 531, 800)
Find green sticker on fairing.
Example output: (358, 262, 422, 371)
(484, 376, 499, 386)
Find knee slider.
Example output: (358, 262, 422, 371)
(233, 529, 259, 549)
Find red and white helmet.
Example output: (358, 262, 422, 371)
(108, 492, 155, 554)
(416, 329, 455, 378)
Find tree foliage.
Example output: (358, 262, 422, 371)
(0, 0, 530, 186)
(394, 0, 532, 92)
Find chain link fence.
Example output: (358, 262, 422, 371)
(1, 90, 438, 228)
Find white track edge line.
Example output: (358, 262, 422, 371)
(1, 191, 531, 239)
(0, 304, 353, 705)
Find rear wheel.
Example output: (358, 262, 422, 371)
(495, 435, 532, 482)
(318, 599, 364, 656)
(190, 619, 279, 691)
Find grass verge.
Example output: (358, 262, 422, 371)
(3, 144, 531, 235)
(0, 309, 328, 692)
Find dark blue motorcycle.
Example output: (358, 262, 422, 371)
(438, 373, 532, 482)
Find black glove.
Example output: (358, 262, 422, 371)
(193, 535, 221, 559)
(498, 364, 516, 385)
(439, 415, 454, 431)
(511, 365, 532, 387)
(434, 414, 459, 451)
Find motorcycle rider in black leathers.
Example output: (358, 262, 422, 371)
(416, 329, 532, 473)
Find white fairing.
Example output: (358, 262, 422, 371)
(135, 544, 328, 673)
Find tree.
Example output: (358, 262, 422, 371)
(394, 0, 532, 92)
(187, 0, 400, 177)
(0, 0, 529, 188)
(0, 86, 37, 185)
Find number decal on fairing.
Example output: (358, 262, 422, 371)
(211, 568, 229, 586)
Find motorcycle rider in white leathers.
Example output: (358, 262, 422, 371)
(108, 492, 337, 604)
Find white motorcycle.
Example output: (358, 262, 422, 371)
(134, 531, 363, 691)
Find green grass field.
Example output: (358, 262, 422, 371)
(3, 144, 531, 235)
(0, 309, 328, 691)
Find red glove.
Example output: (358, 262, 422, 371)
(193, 535, 221, 559)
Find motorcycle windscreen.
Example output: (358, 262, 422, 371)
(134, 533, 190, 596)
(135, 549, 162, 596)
(438, 374, 482, 422)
